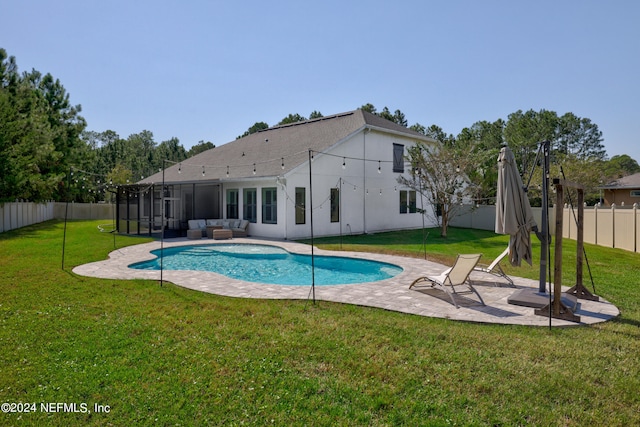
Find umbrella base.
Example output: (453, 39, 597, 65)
(507, 288, 578, 311)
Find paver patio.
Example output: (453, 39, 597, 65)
(73, 238, 619, 327)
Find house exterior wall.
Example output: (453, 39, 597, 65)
(279, 129, 434, 240)
(211, 129, 434, 240)
(219, 178, 286, 239)
(120, 127, 437, 239)
(604, 188, 640, 207)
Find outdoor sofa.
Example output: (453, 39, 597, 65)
(187, 219, 250, 238)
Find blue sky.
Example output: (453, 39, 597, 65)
(3, 1, 639, 163)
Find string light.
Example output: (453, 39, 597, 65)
(281, 158, 285, 170)
(202, 166, 205, 176)
(178, 163, 181, 174)
(342, 157, 346, 169)
(378, 160, 381, 174)
(253, 163, 256, 175)
(226, 166, 229, 178)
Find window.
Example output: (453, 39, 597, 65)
(330, 188, 340, 222)
(295, 187, 305, 224)
(399, 190, 417, 214)
(408, 190, 417, 213)
(243, 188, 257, 223)
(262, 187, 277, 224)
(226, 189, 239, 219)
(393, 143, 405, 173)
(400, 190, 408, 214)
(631, 190, 640, 198)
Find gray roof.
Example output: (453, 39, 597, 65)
(140, 109, 434, 185)
(601, 172, 640, 189)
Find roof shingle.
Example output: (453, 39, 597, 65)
(140, 109, 432, 184)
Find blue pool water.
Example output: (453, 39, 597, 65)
(129, 244, 402, 286)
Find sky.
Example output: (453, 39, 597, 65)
(2, 0, 639, 162)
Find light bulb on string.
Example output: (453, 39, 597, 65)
(226, 166, 229, 178)
(377, 160, 381, 174)
(342, 157, 346, 169)
(281, 158, 285, 170)
(178, 163, 182, 174)
(202, 166, 205, 176)
(253, 163, 256, 175)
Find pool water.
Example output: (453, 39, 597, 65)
(129, 244, 402, 286)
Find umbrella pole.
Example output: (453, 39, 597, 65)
(538, 140, 550, 294)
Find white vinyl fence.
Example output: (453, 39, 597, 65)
(3, 201, 639, 253)
(451, 204, 640, 253)
(0, 202, 116, 233)
(0, 202, 55, 233)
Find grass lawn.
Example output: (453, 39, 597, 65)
(1, 220, 639, 426)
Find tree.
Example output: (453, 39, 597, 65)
(456, 119, 505, 205)
(154, 137, 187, 171)
(237, 121, 269, 139)
(0, 48, 87, 202)
(556, 113, 606, 160)
(604, 155, 640, 178)
(409, 123, 427, 135)
(399, 138, 478, 238)
(504, 109, 558, 178)
(188, 140, 215, 157)
(278, 113, 307, 125)
(309, 110, 323, 119)
(359, 103, 376, 114)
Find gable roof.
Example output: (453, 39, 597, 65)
(601, 172, 640, 189)
(139, 109, 434, 185)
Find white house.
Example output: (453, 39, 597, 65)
(118, 109, 439, 239)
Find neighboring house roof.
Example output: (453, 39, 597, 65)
(139, 109, 434, 185)
(600, 172, 640, 190)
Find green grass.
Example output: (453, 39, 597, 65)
(1, 221, 640, 426)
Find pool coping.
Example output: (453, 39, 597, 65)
(72, 237, 620, 327)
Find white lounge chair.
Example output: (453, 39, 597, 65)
(410, 253, 485, 308)
(474, 247, 515, 287)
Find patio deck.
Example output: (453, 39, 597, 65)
(72, 238, 619, 327)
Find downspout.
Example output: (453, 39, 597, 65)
(278, 176, 288, 240)
(363, 128, 368, 233)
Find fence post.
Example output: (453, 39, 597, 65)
(634, 203, 638, 253)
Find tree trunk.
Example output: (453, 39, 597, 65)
(440, 210, 448, 238)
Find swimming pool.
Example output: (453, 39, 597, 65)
(129, 244, 403, 286)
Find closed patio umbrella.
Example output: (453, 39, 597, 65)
(495, 146, 537, 266)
